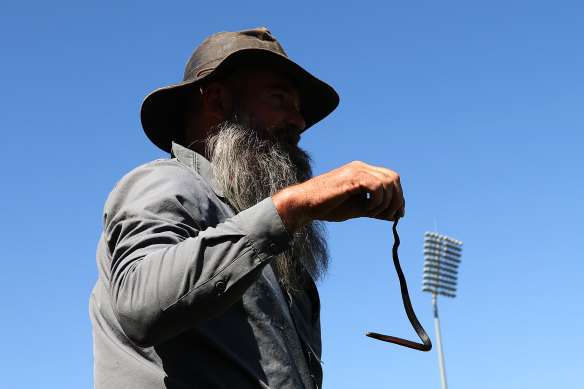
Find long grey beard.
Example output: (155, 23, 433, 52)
(206, 118, 329, 294)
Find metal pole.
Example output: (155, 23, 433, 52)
(424, 231, 461, 389)
(433, 294, 448, 389)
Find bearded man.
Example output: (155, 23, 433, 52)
(90, 28, 405, 389)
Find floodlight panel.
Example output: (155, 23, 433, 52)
(424, 232, 463, 248)
(423, 281, 457, 292)
(443, 241, 463, 250)
(423, 276, 457, 287)
(423, 245, 462, 258)
(424, 258, 458, 269)
(422, 287, 456, 298)
(422, 269, 458, 280)
(423, 259, 459, 269)
(424, 263, 458, 275)
(423, 251, 461, 264)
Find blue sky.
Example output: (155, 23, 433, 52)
(1, 1, 582, 388)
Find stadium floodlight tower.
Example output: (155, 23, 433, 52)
(422, 232, 463, 389)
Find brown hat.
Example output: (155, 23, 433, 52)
(140, 27, 339, 153)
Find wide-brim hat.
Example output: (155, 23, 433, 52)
(140, 27, 340, 153)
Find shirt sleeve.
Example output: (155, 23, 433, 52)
(102, 160, 292, 347)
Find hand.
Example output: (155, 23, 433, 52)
(272, 161, 405, 233)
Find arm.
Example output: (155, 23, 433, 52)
(104, 161, 291, 347)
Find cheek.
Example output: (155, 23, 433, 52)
(249, 107, 282, 131)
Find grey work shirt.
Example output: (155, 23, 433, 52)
(90, 143, 322, 388)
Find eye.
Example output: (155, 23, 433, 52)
(271, 92, 285, 103)
(268, 87, 301, 110)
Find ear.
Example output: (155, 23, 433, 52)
(201, 82, 234, 122)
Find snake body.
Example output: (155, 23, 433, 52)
(366, 218, 432, 351)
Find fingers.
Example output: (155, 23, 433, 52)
(355, 162, 404, 221)
(373, 193, 405, 221)
(364, 184, 385, 211)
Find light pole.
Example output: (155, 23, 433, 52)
(422, 232, 463, 389)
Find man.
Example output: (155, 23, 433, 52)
(90, 27, 404, 388)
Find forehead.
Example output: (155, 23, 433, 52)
(229, 66, 301, 99)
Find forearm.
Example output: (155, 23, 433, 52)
(272, 183, 310, 234)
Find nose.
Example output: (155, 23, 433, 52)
(285, 105, 306, 134)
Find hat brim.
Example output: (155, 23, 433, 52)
(140, 49, 339, 153)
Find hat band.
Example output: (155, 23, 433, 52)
(195, 67, 215, 78)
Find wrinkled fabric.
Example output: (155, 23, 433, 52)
(90, 143, 322, 388)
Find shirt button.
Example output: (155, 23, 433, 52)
(215, 280, 226, 293)
(269, 242, 280, 253)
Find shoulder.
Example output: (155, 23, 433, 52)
(103, 158, 224, 227)
(109, 158, 210, 200)
(117, 158, 200, 189)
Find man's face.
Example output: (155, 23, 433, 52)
(234, 67, 305, 145)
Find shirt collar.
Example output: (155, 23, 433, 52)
(170, 142, 225, 198)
